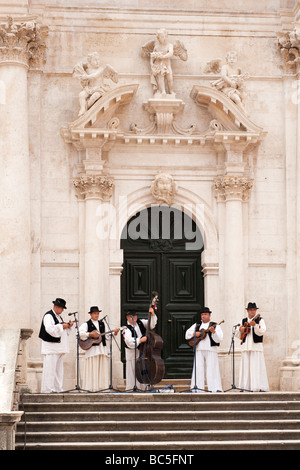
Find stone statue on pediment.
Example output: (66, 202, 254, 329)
(73, 52, 119, 116)
(141, 29, 187, 97)
(210, 51, 249, 112)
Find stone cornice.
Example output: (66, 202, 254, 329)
(0, 16, 48, 68)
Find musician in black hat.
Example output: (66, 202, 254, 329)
(122, 308, 157, 391)
(235, 302, 269, 391)
(79, 306, 119, 391)
(185, 307, 223, 392)
(39, 298, 74, 393)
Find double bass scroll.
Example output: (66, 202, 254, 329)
(135, 291, 165, 386)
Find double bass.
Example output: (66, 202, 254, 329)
(135, 291, 165, 386)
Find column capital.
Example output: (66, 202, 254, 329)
(214, 175, 253, 202)
(0, 16, 48, 68)
(73, 175, 114, 201)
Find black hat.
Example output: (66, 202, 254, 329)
(88, 306, 102, 314)
(53, 298, 67, 309)
(246, 302, 259, 310)
(126, 310, 137, 316)
(200, 307, 212, 314)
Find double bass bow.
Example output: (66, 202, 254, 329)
(135, 291, 165, 386)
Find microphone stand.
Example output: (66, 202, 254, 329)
(97, 315, 121, 393)
(224, 324, 251, 392)
(62, 311, 90, 393)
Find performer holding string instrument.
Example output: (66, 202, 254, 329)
(185, 307, 224, 392)
(122, 291, 164, 391)
(135, 291, 165, 388)
(235, 302, 269, 392)
(79, 306, 120, 392)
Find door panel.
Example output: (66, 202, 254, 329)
(121, 206, 204, 379)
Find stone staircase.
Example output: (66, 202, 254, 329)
(16, 389, 300, 450)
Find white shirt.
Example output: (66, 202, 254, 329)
(123, 315, 157, 350)
(235, 316, 266, 352)
(79, 319, 111, 358)
(41, 309, 70, 355)
(185, 321, 223, 352)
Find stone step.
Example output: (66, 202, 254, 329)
(18, 410, 300, 423)
(20, 391, 300, 403)
(20, 400, 300, 412)
(16, 391, 300, 450)
(16, 439, 300, 450)
(16, 418, 300, 432)
(16, 428, 300, 443)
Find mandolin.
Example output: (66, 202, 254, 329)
(79, 328, 121, 350)
(188, 320, 224, 348)
(240, 312, 260, 344)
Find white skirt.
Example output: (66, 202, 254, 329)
(239, 350, 269, 392)
(81, 354, 110, 392)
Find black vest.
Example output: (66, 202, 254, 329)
(196, 321, 220, 347)
(39, 310, 63, 343)
(242, 316, 263, 343)
(87, 319, 106, 347)
(124, 319, 146, 348)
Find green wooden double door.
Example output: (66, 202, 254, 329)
(121, 206, 204, 379)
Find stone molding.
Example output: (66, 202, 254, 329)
(73, 175, 114, 201)
(0, 16, 48, 68)
(214, 175, 253, 202)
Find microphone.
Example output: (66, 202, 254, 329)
(233, 323, 240, 328)
(68, 311, 78, 316)
(100, 314, 107, 321)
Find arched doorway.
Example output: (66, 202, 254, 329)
(120, 205, 204, 379)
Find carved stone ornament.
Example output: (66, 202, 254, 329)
(73, 175, 114, 201)
(151, 173, 177, 206)
(0, 16, 48, 67)
(210, 51, 249, 113)
(277, 29, 300, 73)
(73, 52, 119, 116)
(141, 28, 187, 97)
(214, 175, 253, 202)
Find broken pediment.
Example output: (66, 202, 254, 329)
(61, 83, 139, 145)
(190, 85, 264, 142)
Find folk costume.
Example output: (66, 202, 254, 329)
(235, 302, 269, 392)
(39, 298, 71, 393)
(79, 306, 111, 392)
(122, 311, 157, 391)
(185, 307, 223, 392)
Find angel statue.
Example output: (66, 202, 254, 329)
(73, 52, 119, 116)
(211, 51, 249, 112)
(141, 29, 187, 97)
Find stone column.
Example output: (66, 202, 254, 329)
(276, 28, 300, 389)
(0, 18, 47, 327)
(214, 174, 253, 328)
(73, 175, 114, 314)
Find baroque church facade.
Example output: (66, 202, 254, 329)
(1, 0, 300, 392)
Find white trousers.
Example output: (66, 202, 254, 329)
(239, 351, 269, 391)
(126, 357, 146, 391)
(191, 350, 223, 392)
(41, 354, 64, 393)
